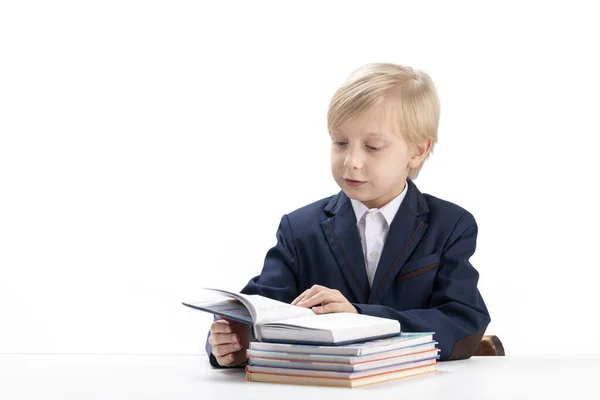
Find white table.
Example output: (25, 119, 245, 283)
(0, 354, 595, 399)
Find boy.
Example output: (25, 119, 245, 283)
(206, 63, 490, 367)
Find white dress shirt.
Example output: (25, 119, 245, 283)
(350, 182, 409, 287)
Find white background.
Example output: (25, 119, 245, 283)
(1, 1, 599, 356)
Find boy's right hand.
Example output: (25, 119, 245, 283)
(208, 317, 251, 367)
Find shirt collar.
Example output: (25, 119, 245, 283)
(350, 181, 409, 226)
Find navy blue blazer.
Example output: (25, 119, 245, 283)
(206, 180, 490, 365)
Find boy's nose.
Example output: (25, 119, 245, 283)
(343, 153, 364, 169)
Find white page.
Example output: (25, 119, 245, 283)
(201, 289, 258, 319)
(237, 294, 313, 324)
(187, 298, 254, 324)
(265, 312, 399, 331)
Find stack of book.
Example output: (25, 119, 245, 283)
(245, 332, 439, 388)
(182, 289, 439, 387)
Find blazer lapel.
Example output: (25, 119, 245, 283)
(320, 192, 370, 304)
(368, 180, 430, 304)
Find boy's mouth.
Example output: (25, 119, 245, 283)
(344, 179, 366, 187)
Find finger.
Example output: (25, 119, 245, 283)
(293, 284, 326, 305)
(291, 289, 310, 306)
(210, 320, 233, 334)
(299, 291, 339, 308)
(226, 320, 254, 341)
(216, 348, 248, 367)
(208, 332, 240, 346)
(303, 284, 327, 299)
(296, 285, 328, 306)
(212, 341, 244, 358)
(215, 315, 238, 324)
(311, 302, 347, 314)
(297, 288, 332, 307)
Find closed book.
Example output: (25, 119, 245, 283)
(248, 348, 440, 372)
(248, 332, 433, 356)
(247, 342, 437, 364)
(246, 358, 437, 380)
(246, 362, 437, 388)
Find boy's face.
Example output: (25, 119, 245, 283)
(330, 102, 429, 209)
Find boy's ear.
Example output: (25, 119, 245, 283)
(408, 139, 433, 169)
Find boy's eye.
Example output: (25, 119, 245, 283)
(334, 141, 348, 146)
(366, 145, 381, 151)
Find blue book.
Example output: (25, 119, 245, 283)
(248, 332, 435, 356)
(182, 289, 401, 345)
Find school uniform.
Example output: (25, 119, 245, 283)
(206, 179, 490, 365)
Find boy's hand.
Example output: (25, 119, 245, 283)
(291, 285, 358, 314)
(208, 317, 251, 367)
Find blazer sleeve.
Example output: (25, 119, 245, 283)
(205, 214, 301, 367)
(353, 212, 491, 361)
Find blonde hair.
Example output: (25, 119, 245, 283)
(327, 63, 440, 180)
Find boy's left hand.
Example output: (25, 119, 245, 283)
(291, 285, 358, 314)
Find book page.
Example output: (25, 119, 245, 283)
(200, 288, 258, 320)
(186, 298, 254, 324)
(236, 294, 314, 324)
(198, 289, 313, 324)
(267, 312, 396, 330)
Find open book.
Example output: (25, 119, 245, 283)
(182, 288, 401, 345)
